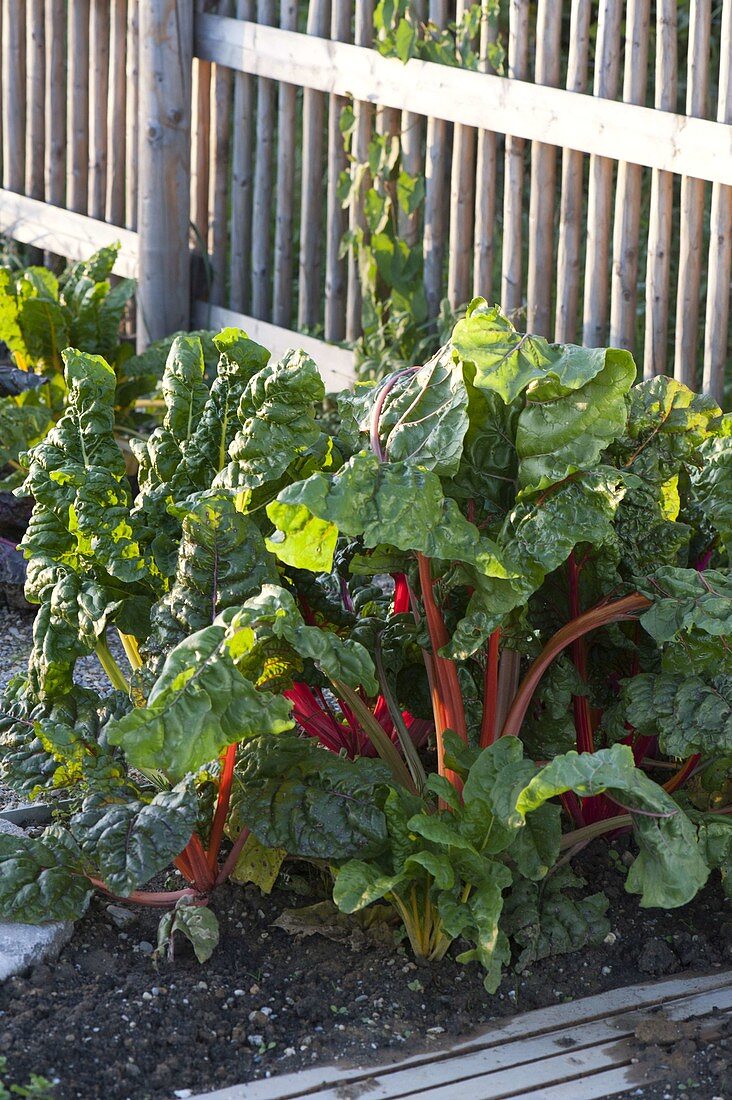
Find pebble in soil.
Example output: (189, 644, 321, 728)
(0, 846, 729, 1100)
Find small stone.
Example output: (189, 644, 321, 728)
(173, 1091, 193, 1099)
(601, 966, 612, 975)
(233, 989, 245, 996)
(248, 1011, 270, 1028)
(106, 904, 138, 930)
(259, 1006, 273, 1017)
(637, 937, 678, 977)
(138, 941, 154, 955)
(248, 1034, 264, 1047)
(427, 1026, 445, 1034)
(603, 932, 617, 945)
(250, 983, 261, 995)
(142, 992, 153, 1001)
(283, 1047, 295, 1057)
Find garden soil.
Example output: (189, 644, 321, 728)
(0, 845, 729, 1100)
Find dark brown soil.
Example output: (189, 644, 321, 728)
(616, 1009, 732, 1099)
(0, 845, 730, 1100)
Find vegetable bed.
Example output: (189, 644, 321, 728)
(0, 301, 730, 1099)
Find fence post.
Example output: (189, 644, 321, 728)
(137, 0, 193, 349)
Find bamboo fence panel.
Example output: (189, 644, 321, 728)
(702, 0, 732, 404)
(209, 0, 234, 305)
(272, 0, 298, 326)
(346, 0, 373, 341)
(473, 4, 498, 302)
(554, 0, 591, 342)
(229, 0, 255, 312)
(251, 0, 276, 320)
(67, 0, 90, 214)
(323, 0, 351, 341)
(26, 0, 44, 204)
(106, 0, 127, 227)
(643, 0, 678, 378)
(582, 0, 623, 347)
(125, 0, 138, 230)
(527, 0, 562, 336)
(297, 0, 329, 329)
(45, 0, 66, 208)
(447, 0, 476, 309)
(2, 0, 27, 194)
(89, 0, 110, 221)
(422, 0, 448, 322)
(500, 0, 529, 316)
(674, 0, 711, 390)
(609, 0, 651, 354)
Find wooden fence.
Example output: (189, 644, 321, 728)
(0, 1, 730, 400)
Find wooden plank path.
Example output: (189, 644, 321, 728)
(187, 970, 732, 1100)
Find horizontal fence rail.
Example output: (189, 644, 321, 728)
(0, 0, 729, 402)
(195, 13, 732, 186)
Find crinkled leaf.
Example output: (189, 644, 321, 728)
(503, 866, 610, 971)
(70, 786, 198, 896)
(229, 832, 286, 893)
(105, 623, 293, 781)
(623, 673, 732, 758)
(0, 825, 93, 922)
(234, 734, 390, 860)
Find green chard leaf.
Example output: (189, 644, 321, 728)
(622, 672, 732, 758)
(0, 825, 93, 922)
(157, 901, 220, 963)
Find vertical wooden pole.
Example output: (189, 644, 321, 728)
(137, 0, 193, 348)
(527, 0, 562, 336)
(609, 0, 651, 354)
(399, 0, 425, 250)
(45, 0, 67, 207)
(2, 0, 27, 193)
(702, 0, 732, 403)
(422, 0, 448, 322)
(298, 0, 330, 330)
(323, 0, 351, 340)
(643, 0, 677, 378)
(500, 0, 529, 316)
(554, 0, 591, 343)
(107, 0, 128, 226)
(345, 0, 373, 341)
(27, 0, 45, 202)
(250, 0, 276, 320)
(582, 0, 623, 347)
(208, 0, 234, 305)
(674, 0, 710, 389)
(473, 2, 497, 302)
(272, 0, 298, 326)
(89, 0, 110, 220)
(68, 0, 90, 214)
(229, 0, 255, 312)
(447, 0, 476, 310)
(191, 0, 212, 252)
(125, 0, 139, 229)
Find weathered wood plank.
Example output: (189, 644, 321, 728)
(137, 0, 194, 346)
(26, 0, 45, 202)
(345, 0, 373, 341)
(447, 0, 477, 309)
(192, 300, 356, 392)
(188, 972, 732, 1100)
(67, 0, 90, 214)
(0, 191, 138, 275)
(209, 0, 234, 304)
(194, 14, 732, 186)
(125, 0, 139, 229)
(89, 0, 110, 220)
(473, 3, 497, 302)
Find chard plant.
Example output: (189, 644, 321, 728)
(0, 305, 730, 986)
